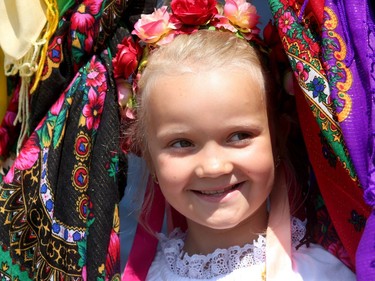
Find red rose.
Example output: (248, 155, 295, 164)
(113, 37, 142, 79)
(171, 0, 218, 26)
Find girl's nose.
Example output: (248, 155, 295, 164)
(194, 144, 233, 178)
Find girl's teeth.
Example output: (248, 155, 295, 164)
(199, 183, 240, 195)
(201, 189, 226, 195)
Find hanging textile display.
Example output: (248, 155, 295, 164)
(268, 0, 373, 276)
(0, 51, 122, 281)
(0, 0, 130, 279)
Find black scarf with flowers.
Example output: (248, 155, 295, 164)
(0, 0, 139, 279)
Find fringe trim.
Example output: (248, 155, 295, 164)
(5, 40, 45, 154)
(3, 0, 59, 154)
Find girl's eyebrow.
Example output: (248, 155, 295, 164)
(156, 122, 263, 138)
(155, 126, 192, 139)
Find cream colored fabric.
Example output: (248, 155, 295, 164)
(0, 0, 47, 70)
(0, 0, 47, 154)
(0, 48, 7, 123)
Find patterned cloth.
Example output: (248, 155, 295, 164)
(268, 0, 373, 276)
(0, 53, 122, 280)
(0, 0, 129, 280)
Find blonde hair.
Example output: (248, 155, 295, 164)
(133, 30, 273, 158)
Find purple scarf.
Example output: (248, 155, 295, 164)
(307, 0, 375, 278)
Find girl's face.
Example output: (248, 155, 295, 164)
(146, 69, 275, 232)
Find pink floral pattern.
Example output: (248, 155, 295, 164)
(86, 60, 107, 88)
(294, 61, 309, 81)
(83, 88, 106, 130)
(4, 134, 40, 184)
(278, 12, 294, 33)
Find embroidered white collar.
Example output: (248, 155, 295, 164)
(157, 217, 306, 279)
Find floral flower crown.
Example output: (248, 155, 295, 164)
(112, 0, 287, 153)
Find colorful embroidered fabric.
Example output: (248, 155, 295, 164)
(0, 0, 130, 279)
(0, 49, 7, 122)
(30, 0, 127, 133)
(268, 0, 372, 274)
(0, 53, 121, 280)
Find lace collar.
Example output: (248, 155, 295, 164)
(158, 217, 306, 279)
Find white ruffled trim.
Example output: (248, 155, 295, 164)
(158, 217, 306, 279)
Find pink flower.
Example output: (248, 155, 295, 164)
(71, 12, 95, 34)
(86, 59, 106, 88)
(84, 31, 94, 53)
(83, 0, 102, 15)
(224, 0, 259, 34)
(132, 6, 177, 44)
(212, 15, 237, 33)
(294, 61, 309, 81)
(82, 88, 106, 130)
(113, 37, 142, 79)
(278, 11, 294, 33)
(4, 134, 40, 184)
(71, 0, 103, 33)
(171, 0, 218, 26)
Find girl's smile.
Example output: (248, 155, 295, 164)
(146, 69, 275, 253)
(190, 181, 246, 202)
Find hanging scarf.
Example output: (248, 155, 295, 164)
(0, 1, 129, 275)
(268, 0, 372, 273)
(0, 51, 121, 280)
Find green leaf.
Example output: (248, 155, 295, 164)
(319, 92, 328, 103)
(306, 81, 314, 91)
(268, 0, 283, 14)
(77, 240, 87, 268)
(52, 107, 69, 149)
(40, 118, 54, 147)
(294, 30, 304, 41)
(286, 28, 294, 38)
(289, 58, 297, 70)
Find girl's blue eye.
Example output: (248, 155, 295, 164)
(170, 139, 193, 148)
(229, 132, 252, 143)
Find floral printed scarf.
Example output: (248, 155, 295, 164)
(0, 0, 129, 280)
(268, 0, 373, 277)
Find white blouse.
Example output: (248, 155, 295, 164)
(146, 218, 356, 280)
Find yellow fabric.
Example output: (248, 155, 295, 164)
(0, 48, 7, 123)
(30, 0, 59, 93)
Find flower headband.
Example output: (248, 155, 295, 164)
(113, 0, 262, 153)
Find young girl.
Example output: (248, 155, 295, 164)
(121, 30, 356, 280)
